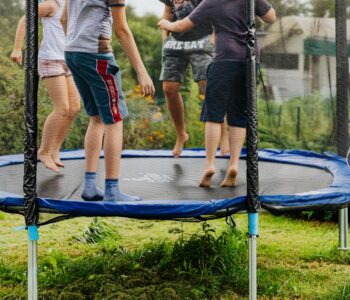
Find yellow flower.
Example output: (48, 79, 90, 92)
(135, 85, 155, 103)
(135, 85, 142, 93)
(152, 112, 163, 121)
(146, 95, 155, 104)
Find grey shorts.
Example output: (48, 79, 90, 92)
(160, 35, 214, 82)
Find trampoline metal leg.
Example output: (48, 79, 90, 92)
(28, 239, 38, 300)
(339, 208, 349, 251)
(249, 235, 257, 300)
(28, 227, 38, 300)
(248, 213, 258, 300)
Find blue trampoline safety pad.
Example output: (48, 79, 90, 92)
(0, 192, 245, 219)
(0, 149, 349, 219)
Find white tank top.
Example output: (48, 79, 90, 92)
(38, 0, 65, 60)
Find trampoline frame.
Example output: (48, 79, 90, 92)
(0, 148, 349, 218)
(1, 0, 347, 299)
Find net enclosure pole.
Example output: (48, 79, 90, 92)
(24, 0, 40, 299)
(335, 0, 349, 251)
(246, 0, 260, 299)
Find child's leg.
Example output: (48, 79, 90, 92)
(220, 119, 229, 156)
(104, 122, 122, 179)
(81, 115, 104, 201)
(221, 126, 246, 187)
(200, 122, 221, 187)
(85, 116, 104, 172)
(51, 75, 81, 167)
(163, 81, 189, 158)
(103, 121, 141, 202)
(198, 77, 229, 157)
(39, 75, 71, 172)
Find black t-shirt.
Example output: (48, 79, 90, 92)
(160, 0, 213, 41)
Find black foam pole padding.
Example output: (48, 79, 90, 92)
(246, 0, 260, 212)
(335, 0, 350, 157)
(24, 0, 39, 226)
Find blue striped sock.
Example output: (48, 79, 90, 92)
(104, 179, 142, 202)
(81, 172, 104, 201)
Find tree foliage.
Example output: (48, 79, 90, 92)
(310, 0, 350, 18)
(310, 0, 335, 17)
(0, 0, 23, 51)
(268, 0, 309, 17)
(0, 0, 23, 18)
(268, 0, 350, 18)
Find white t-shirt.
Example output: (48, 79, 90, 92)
(38, 0, 66, 61)
(65, 0, 126, 53)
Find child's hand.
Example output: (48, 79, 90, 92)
(158, 19, 173, 32)
(135, 85, 154, 103)
(10, 49, 22, 65)
(137, 72, 155, 98)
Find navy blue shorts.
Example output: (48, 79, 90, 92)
(65, 52, 128, 125)
(201, 61, 248, 128)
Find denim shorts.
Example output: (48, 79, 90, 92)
(38, 59, 71, 79)
(201, 61, 248, 128)
(65, 52, 128, 125)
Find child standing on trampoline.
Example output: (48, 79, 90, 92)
(11, 0, 81, 173)
(159, 0, 276, 187)
(61, 0, 155, 202)
(159, 0, 229, 158)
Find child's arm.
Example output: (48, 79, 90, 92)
(10, 0, 60, 65)
(60, 0, 68, 35)
(162, 5, 173, 41)
(259, 8, 276, 24)
(210, 31, 215, 45)
(158, 17, 194, 33)
(10, 15, 25, 65)
(111, 6, 155, 97)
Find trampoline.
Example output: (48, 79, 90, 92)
(2, 0, 349, 299)
(0, 149, 349, 221)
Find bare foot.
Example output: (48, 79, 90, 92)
(199, 167, 215, 187)
(52, 153, 65, 168)
(219, 134, 229, 156)
(38, 152, 60, 173)
(221, 168, 238, 187)
(173, 133, 189, 158)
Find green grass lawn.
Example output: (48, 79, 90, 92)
(0, 211, 349, 299)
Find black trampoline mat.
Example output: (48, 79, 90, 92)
(0, 158, 333, 201)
